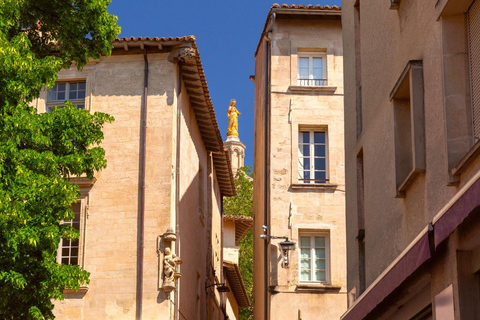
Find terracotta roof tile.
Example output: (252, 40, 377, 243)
(113, 35, 196, 42)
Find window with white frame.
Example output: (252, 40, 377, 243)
(299, 232, 329, 283)
(57, 202, 82, 265)
(47, 82, 86, 112)
(298, 53, 327, 86)
(298, 130, 328, 184)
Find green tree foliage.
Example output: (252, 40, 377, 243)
(0, 1, 119, 318)
(223, 166, 254, 320)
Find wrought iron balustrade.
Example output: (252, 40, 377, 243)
(299, 178, 329, 184)
(297, 78, 328, 86)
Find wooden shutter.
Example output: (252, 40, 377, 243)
(469, 0, 480, 139)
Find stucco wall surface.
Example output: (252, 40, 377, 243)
(343, 0, 480, 308)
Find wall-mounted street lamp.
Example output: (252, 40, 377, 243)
(205, 282, 230, 293)
(278, 239, 296, 267)
(261, 225, 296, 267)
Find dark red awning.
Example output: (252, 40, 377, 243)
(433, 178, 480, 248)
(342, 233, 431, 320)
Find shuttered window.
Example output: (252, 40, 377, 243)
(469, 0, 480, 140)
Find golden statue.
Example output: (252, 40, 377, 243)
(227, 99, 241, 137)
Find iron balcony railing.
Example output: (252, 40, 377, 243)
(299, 178, 329, 184)
(297, 78, 328, 86)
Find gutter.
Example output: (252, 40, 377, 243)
(263, 32, 272, 320)
(174, 62, 183, 320)
(136, 47, 149, 320)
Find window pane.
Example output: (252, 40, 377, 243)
(303, 170, 310, 181)
(78, 90, 85, 99)
(314, 146, 326, 157)
(315, 270, 326, 282)
(78, 82, 86, 90)
(70, 83, 77, 90)
(300, 248, 311, 258)
(299, 158, 310, 171)
(312, 58, 323, 78)
(71, 248, 78, 257)
(299, 131, 310, 144)
(57, 83, 66, 91)
(314, 132, 325, 143)
(301, 270, 311, 281)
(70, 258, 78, 265)
(62, 258, 70, 264)
(57, 91, 65, 100)
(315, 248, 325, 259)
(302, 145, 310, 157)
(301, 259, 310, 269)
(314, 171, 326, 182)
(314, 158, 326, 171)
(62, 248, 70, 256)
(300, 237, 310, 247)
(315, 237, 325, 247)
(315, 259, 326, 270)
(299, 58, 309, 78)
(71, 239, 79, 247)
(70, 91, 77, 99)
(299, 57, 309, 68)
(47, 90, 57, 101)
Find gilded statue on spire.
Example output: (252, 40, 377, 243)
(227, 99, 241, 137)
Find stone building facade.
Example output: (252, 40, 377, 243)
(252, 5, 347, 319)
(33, 36, 237, 319)
(342, 0, 480, 319)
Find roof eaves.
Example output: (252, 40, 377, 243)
(254, 3, 342, 57)
(110, 36, 236, 196)
(224, 261, 250, 307)
(186, 42, 236, 197)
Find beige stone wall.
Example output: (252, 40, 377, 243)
(342, 0, 480, 311)
(254, 14, 347, 320)
(49, 54, 176, 319)
(36, 50, 229, 319)
(253, 38, 267, 320)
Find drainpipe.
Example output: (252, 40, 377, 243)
(136, 47, 149, 320)
(263, 33, 271, 320)
(174, 61, 183, 320)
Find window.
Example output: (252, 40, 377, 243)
(469, 0, 480, 141)
(57, 201, 83, 265)
(47, 82, 86, 112)
(439, 0, 480, 181)
(298, 130, 328, 184)
(390, 60, 425, 197)
(299, 233, 329, 283)
(298, 54, 327, 86)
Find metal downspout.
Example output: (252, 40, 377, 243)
(174, 61, 183, 320)
(136, 48, 149, 320)
(264, 34, 271, 320)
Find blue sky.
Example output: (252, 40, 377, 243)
(108, 0, 342, 167)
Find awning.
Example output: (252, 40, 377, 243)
(342, 170, 480, 320)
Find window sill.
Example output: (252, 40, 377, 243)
(291, 183, 338, 191)
(296, 283, 341, 293)
(396, 168, 424, 198)
(451, 140, 480, 179)
(63, 285, 89, 296)
(288, 85, 337, 94)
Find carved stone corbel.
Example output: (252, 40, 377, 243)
(167, 46, 197, 64)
